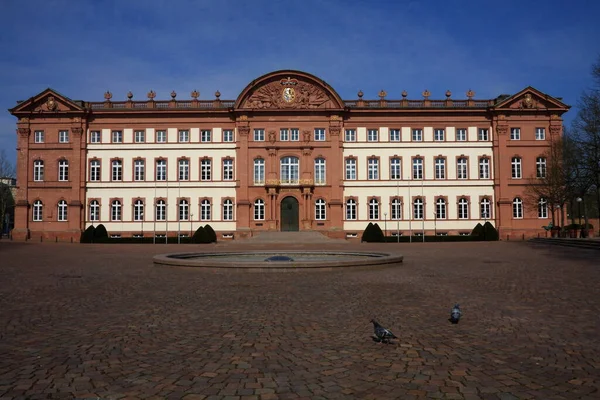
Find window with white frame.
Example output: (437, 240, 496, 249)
(435, 158, 446, 180)
(290, 128, 299, 141)
(413, 198, 423, 219)
(223, 129, 234, 142)
(480, 198, 491, 219)
(315, 198, 326, 220)
(510, 128, 520, 140)
(478, 128, 489, 141)
(179, 130, 190, 143)
(412, 158, 423, 180)
(89, 200, 99, 221)
(314, 128, 326, 141)
(314, 158, 326, 185)
(33, 200, 43, 221)
(511, 157, 522, 179)
(134, 199, 144, 221)
(391, 198, 402, 220)
(134, 159, 145, 181)
(254, 128, 265, 141)
(535, 128, 546, 140)
(280, 128, 289, 141)
(346, 199, 357, 220)
(134, 130, 145, 143)
(223, 199, 233, 220)
(536, 157, 547, 178)
(436, 198, 446, 219)
(179, 199, 189, 220)
(367, 158, 379, 180)
(223, 159, 234, 181)
(538, 198, 548, 218)
(201, 159, 211, 181)
(456, 128, 467, 141)
(178, 159, 189, 181)
(156, 130, 167, 143)
(201, 199, 211, 221)
(254, 199, 265, 220)
(434, 129, 445, 141)
(345, 158, 356, 180)
(58, 160, 69, 181)
(390, 129, 401, 142)
(200, 130, 211, 143)
(513, 197, 523, 218)
(111, 200, 122, 221)
(156, 159, 167, 181)
(59, 130, 69, 143)
(458, 198, 469, 219)
(112, 130, 123, 143)
(34, 160, 44, 181)
(345, 129, 356, 142)
(479, 158, 490, 179)
(390, 158, 401, 180)
(457, 157, 468, 179)
(280, 156, 299, 184)
(34, 130, 44, 143)
(412, 129, 423, 141)
(90, 131, 100, 143)
(156, 199, 166, 221)
(254, 158, 265, 184)
(369, 198, 379, 220)
(367, 129, 378, 142)
(57, 200, 68, 221)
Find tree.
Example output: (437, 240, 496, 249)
(0, 150, 16, 238)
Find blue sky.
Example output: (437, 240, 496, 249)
(1, 0, 599, 168)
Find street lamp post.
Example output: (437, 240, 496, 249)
(434, 211, 437, 236)
(190, 213, 194, 238)
(384, 212, 387, 238)
(576, 197, 582, 226)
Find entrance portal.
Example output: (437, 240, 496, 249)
(280, 196, 299, 231)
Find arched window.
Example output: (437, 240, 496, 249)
(390, 157, 401, 180)
(480, 198, 491, 219)
(201, 199, 211, 221)
(33, 160, 44, 181)
(458, 198, 469, 219)
(90, 159, 101, 181)
(254, 158, 265, 185)
(179, 199, 189, 221)
(513, 197, 523, 218)
(367, 158, 379, 180)
(156, 159, 167, 181)
(111, 200, 122, 221)
(314, 158, 326, 185)
(413, 198, 423, 220)
(254, 199, 265, 220)
(315, 198, 326, 220)
(435, 158, 446, 180)
(391, 198, 402, 220)
(57, 200, 68, 221)
(156, 199, 166, 221)
(280, 156, 299, 184)
(346, 199, 357, 220)
(111, 159, 123, 181)
(479, 158, 490, 179)
(89, 200, 100, 222)
(435, 198, 446, 219)
(538, 198, 548, 218)
(134, 199, 144, 221)
(32, 200, 43, 221)
(223, 199, 233, 221)
(456, 158, 468, 179)
(369, 198, 379, 220)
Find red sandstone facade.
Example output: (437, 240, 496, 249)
(9, 70, 569, 241)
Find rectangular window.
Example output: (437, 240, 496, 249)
(178, 159, 189, 181)
(479, 158, 490, 179)
(345, 159, 356, 180)
(390, 158, 401, 180)
(156, 160, 167, 181)
(314, 128, 326, 141)
(112, 130, 123, 143)
(134, 130, 145, 143)
(511, 157, 522, 179)
(367, 129, 378, 142)
(134, 159, 145, 181)
(412, 129, 423, 142)
(34, 161, 44, 181)
(179, 130, 190, 143)
(112, 160, 122, 181)
(90, 131, 100, 143)
(223, 159, 234, 181)
(434, 129, 445, 141)
(200, 130, 211, 142)
(367, 158, 379, 180)
(390, 129, 401, 142)
(314, 159, 326, 185)
(345, 129, 356, 142)
(89, 160, 100, 181)
(435, 158, 446, 180)
(59, 130, 69, 143)
(478, 128, 489, 141)
(254, 159, 265, 185)
(456, 129, 467, 141)
(290, 128, 299, 141)
(156, 130, 167, 143)
(201, 159, 212, 181)
(457, 158, 468, 179)
(280, 128, 289, 141)
(254, 129, 265, 141)
(510, 128, 520, 140)
(535, 128, 546, 140)
(223, 129, 234, 142)
(412, 158, 423, 180)
(223, 200, 233, 221)
(34, 130, 44, 143)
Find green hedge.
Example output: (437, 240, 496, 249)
(383, 235, 484, 243)
(80, 225, 95, 243)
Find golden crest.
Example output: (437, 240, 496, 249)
(46, 96, 57, 111)
(282, 87, 295, 103)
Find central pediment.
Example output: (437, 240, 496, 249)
(235, 70, 344, 110)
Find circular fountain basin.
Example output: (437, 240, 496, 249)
(153, 251, 403, 271)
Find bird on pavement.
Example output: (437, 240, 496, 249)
(370, 319, 398, 344)
(449, 303, 462, 324)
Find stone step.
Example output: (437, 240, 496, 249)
(529, 238, 600, 250)
(242, 231, 347, 243)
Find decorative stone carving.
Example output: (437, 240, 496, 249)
(496, 125, 508, 135)
(520, 93, 536, 109)
(243, 79, 329, 109)
(268, 130, 276, 143)
(215, 90, 221, 99)
(466, 89, 475, 99)
(238, 115, 248, 121)
(171, 91, 177, 99)
(401, 90, 407, 98)
(72, 127, 83, 135)
(104, 91, 112, 100)
(147, 90, 156, 100)
(302, 148, 312, 156)
(268, 149, 277, 157)
(329, 126, 341, 136)
(357, 90, 364, 99)
(302, 130, 311, 143)
(445, 90, 452, 98)
(238, 126, 250, 136)
(46, 96, 57, 111)
(18, 127, 30, 137)
(550, 125, 561, 136)
(127, 91, 133, 100)
(330, 115, 341, 121)
(422, 89, 431, 99)
(378, 90, 387, 100)
(191, 90, 199, 99)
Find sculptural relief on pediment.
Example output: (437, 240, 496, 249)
(242, 77, 330, 109)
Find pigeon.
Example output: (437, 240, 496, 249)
(449, 303, 462, 324)
(371, 319, 398, 344)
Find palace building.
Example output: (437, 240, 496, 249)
(9, 70, 569, 241)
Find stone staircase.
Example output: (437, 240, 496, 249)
(241, 231, 347, 244)
(529, 237, 600, 250)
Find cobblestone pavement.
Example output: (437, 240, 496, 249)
(0, 240, 599, 399)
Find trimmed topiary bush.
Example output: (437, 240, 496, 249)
(204, 224, 217, 243)
(93, 224, 109, 242)
(470, 223, 484, 238)
(482, 222, 499, 241)
(361, 222, 375, 242)
(372, 223, 385, 242)
(80, 225, 96, 243)
(192, 226, 211, 243)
